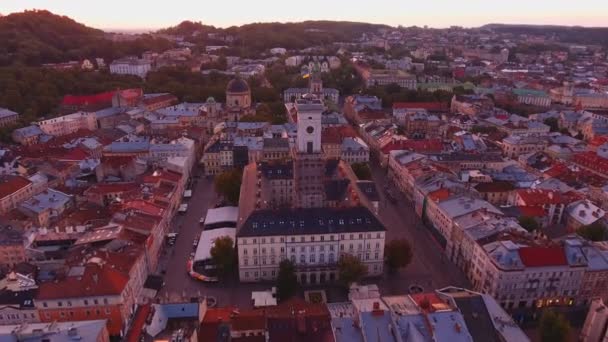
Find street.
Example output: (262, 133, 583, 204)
(157, 160, 469, 308)
(365, 161, 470, 294)
(157, 168, 270, 307)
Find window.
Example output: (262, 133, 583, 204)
(60, 312, 65, 317)
(58, 301, 63, 307)
(67, 301, 72, 307)
(84, 300, 88, 305)
(94, 299, 99, 305)
(244, 249, 248, 255)
(43, 302, 48, 308)
(310, 254, 315, 263)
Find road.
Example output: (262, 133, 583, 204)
(365, 161, 470, 294)
(157, 167, 269, 307)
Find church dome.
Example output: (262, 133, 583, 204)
(226, 77, 250, 93)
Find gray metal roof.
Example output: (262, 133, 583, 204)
(237, 206, 386, 237)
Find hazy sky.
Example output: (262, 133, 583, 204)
(3, 0, 608, 31)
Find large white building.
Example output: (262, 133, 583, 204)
(110, 57, 152, 78)
(236, 206, 386, 284)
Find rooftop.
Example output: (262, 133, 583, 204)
(237, 206, 386, 237)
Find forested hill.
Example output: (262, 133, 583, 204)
(0, 10, 173, 66)
(226, 21, 390, 50)
(482, 24, 608, 46)
(159, 20, 391, 55)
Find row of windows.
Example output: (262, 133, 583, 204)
(42, 298, 109, 308)
(242, 232, 383, 244)
(44, 308, 111, 319)
(0, 313, 36, 320)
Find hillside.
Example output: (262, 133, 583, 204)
(483, 23, 608, 46)
(0, 10, 174, 66)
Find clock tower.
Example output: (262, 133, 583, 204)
(293, 97, 325, 208)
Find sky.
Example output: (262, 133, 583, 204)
(2, 0, 608, 31)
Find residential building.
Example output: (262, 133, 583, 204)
(0, 320, 110, 342)
(0, 176, 34, 214)
(510, 189, 568, 225)
(581, 298, 608, 342)
(18, 189, 75, 227)
(0, 108, 19, 128)
(513, 88, 552, 107)
(38, 112, 97, 136)
(565, 199, 605, 232)
(500, 135, 548, 159)
(0, 273, 39, 324)
(341, 137, 369, 164)
(360, 69, 417, 89)
(12, 125, 44, 146)
(0, 226, 26, 269)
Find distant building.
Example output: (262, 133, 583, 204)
(0, 108, 19, 128)
(360, 68, 417, 89)
(513, 88, 551, 108)
(0, 175, 34, 214)
(109, 57, 151, 78)
(38, 112, 97, 137)
(283, 63, 339, 103)
(225, 76, 252, 112)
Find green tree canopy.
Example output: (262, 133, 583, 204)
(276, 260, 298, 301)
(518, 216, 540, 232)
(351, 162, 372, 180)
(577, 222, 607, 242)
(539, 310, 571, 342)
(214, 169, 242, 205)
(210, 236, 236, 278)
(543, 117, 559, 132)
(385, 239, 413, 272)
(338, 254, 367, 287)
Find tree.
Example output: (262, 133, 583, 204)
(214, 169, 242, 204)
(210, 236, 236, 278)
(385, 239, 413, 272)
(577, 222, 607, 241)
(351, 162, 372, 180)
(543, 117, 559, 132)
(276, 260, 298, 301)
(518, 216, 540, 232)
(539, 310, 571, 342)
(338, 254, 367, 287)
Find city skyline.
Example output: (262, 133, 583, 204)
(3, 0, 608, 31)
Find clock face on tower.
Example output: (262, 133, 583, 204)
(306, 126, 314, 134)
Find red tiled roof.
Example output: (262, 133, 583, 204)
(142, 170, 182, 184)
(518, 247, 567, 267)
(516, 189, 565, 205)
(122, 200, 166, 218)
(61, 91, 116, 106)
(588, 136, 608, 148)
(37, 263, 129, 299)
(125, 304, 151, 342)
(58, 147, 90, 161)
(573, 151, 608, 176)
(474, 181, 515, 193)
(101, 155, 136, 168)
(393, 102, 448, 112)
(410, 293, 446, 313)
(517, 206, 546, 217)
(428, 188, 450, 202)
(143, 94, 177, 105)
(86, 182, 138, 195)
(381, 139, 443, 154)
(0, 176, 32, 200)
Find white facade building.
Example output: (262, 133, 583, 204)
(110, 58, 152, 78)
(236, 206, 386, 284)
